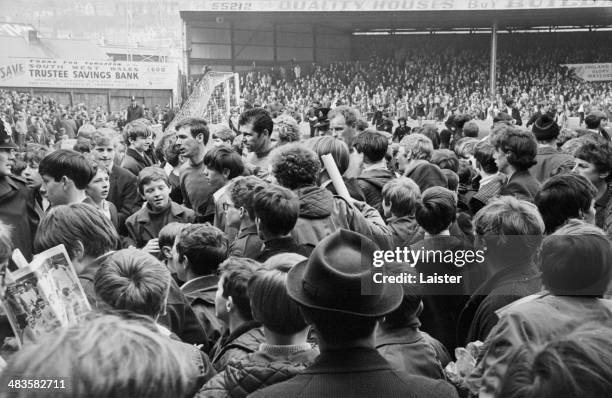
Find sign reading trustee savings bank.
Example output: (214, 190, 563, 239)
(0, 58, 178, 90)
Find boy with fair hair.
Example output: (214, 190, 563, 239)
(381, 177, 423, 247)
(398, 134, 447, 191)
(126, 166, 195, 252)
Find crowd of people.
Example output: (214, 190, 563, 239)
(0, 35, 611, 397)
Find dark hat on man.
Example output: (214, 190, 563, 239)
(314, 107, 330, 129)
(532, 115, 560, 141)
(504, 97, 515, 107)
(0, 120, 17, 150)
(588, 110, 607, 121)
(286, 229, 403, 317)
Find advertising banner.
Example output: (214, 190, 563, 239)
(562, 63, 612, 82)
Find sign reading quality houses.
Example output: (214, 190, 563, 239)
(0, 58, 178, 90)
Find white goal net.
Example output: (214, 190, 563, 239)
(167, 71, 239, 132)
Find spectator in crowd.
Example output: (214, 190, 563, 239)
(503, 97, 522, 126)
(84, 163, 118, 229)
(328, 105, 360, 150)
(271, 114, 301, 147)
(398, 134, 447, 192)
(198, 260, 319, 397)
(210, 257, 265, 372)
(468, 220, 612, 397)
(393, 117, 410, 143)
(157, 222, 189, 285)
(526, 100, 554, 128)
(584, 111, 611, 141)
(251, 229, 459, 398)
(499, 324, 612, 398)
(122, 121, 154, 176)
(354, 131, 395, 215)
(0, 121, 39, 261)
(491, 127, 540, 202)
(572, 141, 612, 237)
(211, 125, 236, 147)
(21, 145, 51, 214)
(462, 121, 480, 138)
(431, 149, 460, 173)
(376, 281, 451, 380)
(529, 115, 575, 182)
(127, 96, 144, 123)
(34, 203, 208, 347)
(93, 248, 216, 392)
(175, 117, 216, 222)
(381, 176, 423, 247)
(535, 173, 597, 234)
(39, 149, 96, 207)
(176, 223, 229, 346)
(240, 108, 274, 175)
(457, 196, 544, 345)
(310, 136, 366, 202)
(126, 167, 195, 251)
(411, 186, 476, 352)
(89, 128, 140, 234)
(468, 141, 506, 215)
(225, 176, 267, 259)
(203, 145, 245, 233)
(252, 184, 311, 262)
(0, 315, 199, 398)
(270, 144, 391, 250)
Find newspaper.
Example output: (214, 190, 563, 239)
(1, 245, 90, 346)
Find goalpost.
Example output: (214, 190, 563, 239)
(167, 71, 240, 132)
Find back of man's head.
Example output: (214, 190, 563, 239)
(253, 184, 299, 238)
(176, 224, 228, 277)
(218, 257, 262, 321)
(353, 131, 389, 163)
(271, 144, 321, 190)
(39, 149, 96, 189)
(94, 248, 171, 319)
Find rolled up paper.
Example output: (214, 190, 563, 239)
(321, 153, 351, 202)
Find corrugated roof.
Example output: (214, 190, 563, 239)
(0, 35, 109, 60)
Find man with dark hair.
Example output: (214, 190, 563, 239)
(210, 257, 264, 371)
(529, 115, 575, 183)
(39, 149, 97, 206)
(504, 97, 522, 126)
(354, 131, 395, 216)
(584, 110, 611, 141)
(251, 230, 458, 398)
(526, 100, 554, 128)
(535, 173, 597, 234)
(468, 141, 506, 215)
(0, 120, 39, 260)
(239, 108, 273, 174)
(573, 141, 612, 236)
(176, 223, 229, 345)
(270, 144, 391, 250)
(175, 117, 216, 223)
(491, 127, 540, 202)
(121, 121, 154, 176)
(252, 185, 312, 262)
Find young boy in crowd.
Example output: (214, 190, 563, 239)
(210, 257, 264, 372)
(175, 223, 229, 347)
(121, 121, 154, 176)
(381, 177, 423, 247)
(93, 248, 216, 394)
(126, 166, 195, 252)
(38, 149, 96, 207)
(252, 184, 312, 262)
(158, 222, 189, 285)
(84, 163, 118, 229)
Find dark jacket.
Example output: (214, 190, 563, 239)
(411, 236, 480, 352)
(250, 348, 459, 398)
(324, 178, 366, 202)
(405, 160, 447, 193)
(0, 175, 39, 262)
(292, 186, 392, 251)
(457, 264, 541, 346)
(510, 107, 522, 126)
(121, 147, 154, 177)
(125, 201, 196, 248)
(387, 215, 423, 248)
(181, 275, 225, 347)
(528, 146, 574, 183)
(376, 321, 450, 380)
(198, 345, 319, 398)
(127, 104, 144, 122)
(228, 223, 264, 259)
(79, 253, 209, 349)
(393, 126, 410, 143)
(82, 197, 119, 231)
(499, 170, 541, 202)
(210, 321, 265, 372)
(357, 167, 395, 216)
(108, 164, 140, 234)
(256, 237, 313, 263)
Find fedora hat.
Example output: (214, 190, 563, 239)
(286, 229, 402, 317)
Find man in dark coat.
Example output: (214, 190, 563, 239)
(0, 121, 39, 261)
(251, 230, 459, 398)
(529, 115, 575, 183)
(492, 127, 541, 202)
(121, 121, 154, 176)
(126, 96, 144, 123)
(504, 97, 522, 126)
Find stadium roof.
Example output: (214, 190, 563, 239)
(0, 35, 109, 60)
(180, 0, 612, 31)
